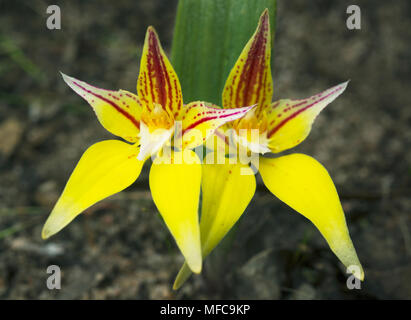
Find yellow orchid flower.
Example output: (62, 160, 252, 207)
(41, 26, 254, 274)
(174, 9, 364, 289)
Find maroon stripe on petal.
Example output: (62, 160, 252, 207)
(267, 86, 343, 138)
(182, 109, 248, 135)
(73, 81, 140, 130)
(235, 11, 269, 108)
(147, 28, 172, 111)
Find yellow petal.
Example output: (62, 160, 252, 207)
(173, 262, 193, 291)
(138, 27, 183, 118)
(200, 161, 256, 257)
(222, 9, 272, 112)
(149, 149, 202, 273)
(267, 82, 348, 153)
(259, 153, 364, 280)
(61, 73, 142, 143)
(173, 158, 256, 289)
(178, 101, 255, 150)
(42, 140, 144, 239)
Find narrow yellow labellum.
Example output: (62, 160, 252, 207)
(42, 140, 145, 239)
(200, 162, 256, 257)
(259, 153, 364, 280)
(149, 149, 202, 273)
(174, 159, 256, 289)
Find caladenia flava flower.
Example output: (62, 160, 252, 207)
(173, 9, 364, 289)
(41, 26, 254, 274)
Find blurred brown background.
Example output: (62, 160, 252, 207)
(0, 0, 410, 299)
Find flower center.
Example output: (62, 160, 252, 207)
(137, 104, 175, 160)
(232, 108, 270, 154)
(141, 103, 174, 132)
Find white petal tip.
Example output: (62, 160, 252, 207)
(60, 72, 72, 82)
(41, 228, 51, 240)
(183, 244, 202, 274)
(188, 261, 202, 274)
(340, 80, 349, 89)
(41, 220, 60, 240)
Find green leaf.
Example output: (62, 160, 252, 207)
(171, 0, 277, 105)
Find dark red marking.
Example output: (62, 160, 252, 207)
(267, 86, 342, 138)
(145, 29, 176, 112)
(73, 81, 140, 130)
(235, 12, 270, 108)
(182, 109, 248, 135)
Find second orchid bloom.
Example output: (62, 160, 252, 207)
(173, 10, 363, 288)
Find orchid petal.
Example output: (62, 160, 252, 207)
(61, 73, 142, 143)
(259, 153, 364, 280)
(138, 27, 183, 118)
(179, 102, 255, 150)
(173, 158, 256, 289)
(266, 82, 348, 153)
(149, 149, 202, 273)
(42, 140, 145, 239)
(222, 9, 272, 112)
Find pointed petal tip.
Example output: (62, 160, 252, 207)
(172, 263, 195, 290)
(41, 227, 50, 240)
(341, 80, 349, 89)
(60, 72, 77, 89)
(41, 218, 62, 240)
(41, 213, 66, 240)
(144, 26, 159, 46)
(172, 264, 193, 290)
(259, 8, 270, 27)
(349, 263, 365, 281)
(331, 81, 349, 95)
(182, 236, 202, 274)
(172, 267, 190, 290)
(186, 252, 202, 274)
(146, 26, 158, 39)
(190, 264, 202, 274)
(60, 72, 71, 83)
(360, 270, 365, 281)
